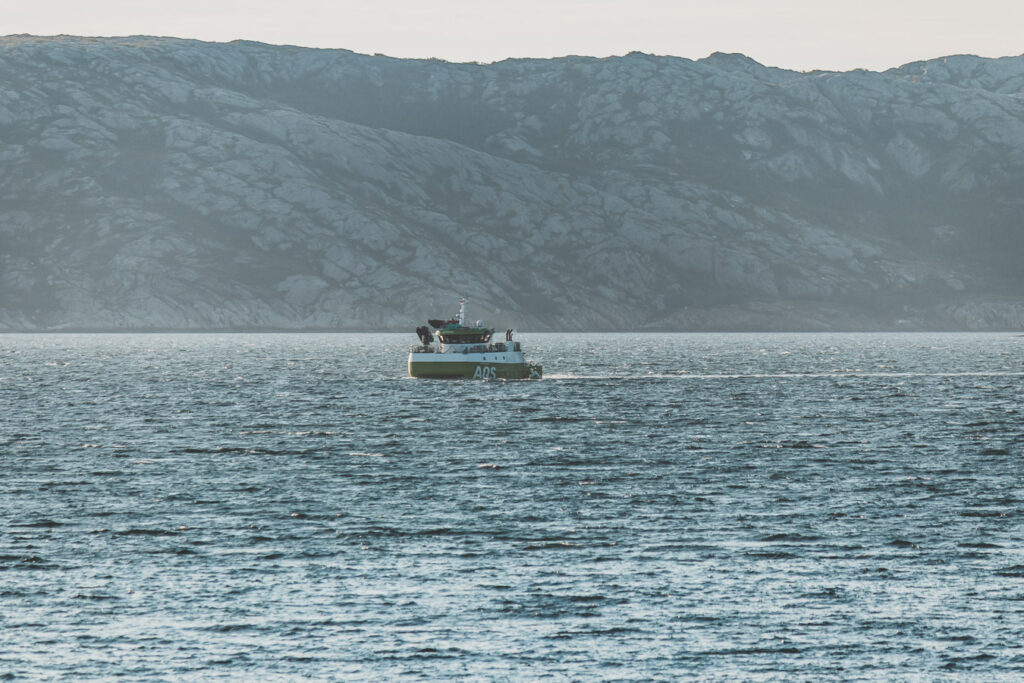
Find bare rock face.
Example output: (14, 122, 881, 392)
(1, 37, 1023, 331)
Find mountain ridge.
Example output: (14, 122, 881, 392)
(2, 36, 1023, 331)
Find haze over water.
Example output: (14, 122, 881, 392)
(2, 332, 1023, 678)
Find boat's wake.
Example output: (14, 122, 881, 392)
(543, 371, 1024, 380)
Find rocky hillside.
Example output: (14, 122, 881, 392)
(2, 36, 1024, 330)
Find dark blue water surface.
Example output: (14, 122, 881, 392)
(2, 333, 1024, 679)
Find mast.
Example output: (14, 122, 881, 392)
(457, 297, 467, 326)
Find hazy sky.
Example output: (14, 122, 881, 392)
(5, 0, 1023, 71)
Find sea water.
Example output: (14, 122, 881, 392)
(2, 333, 1023, 679)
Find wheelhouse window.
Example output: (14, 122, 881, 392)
(439, 332, 492, 344)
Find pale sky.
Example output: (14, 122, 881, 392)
(4, 0, 1023, 72)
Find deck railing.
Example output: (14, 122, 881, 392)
(412, 342, 523, 354)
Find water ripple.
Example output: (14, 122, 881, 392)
(1, 332, 1023, 678)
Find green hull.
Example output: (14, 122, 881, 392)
(409, 360, 542, 380)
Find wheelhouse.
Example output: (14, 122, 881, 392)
(436, 329, 492, 345)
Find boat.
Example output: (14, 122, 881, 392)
(408, 299, 543, 379)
